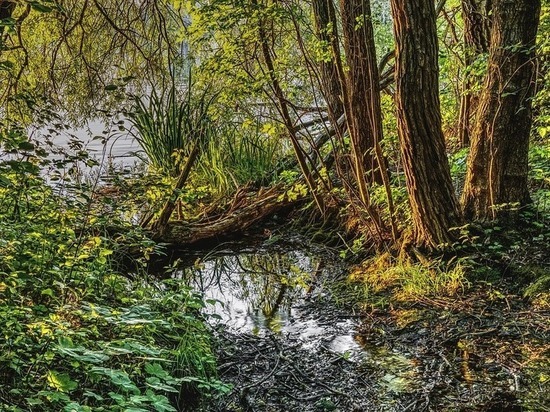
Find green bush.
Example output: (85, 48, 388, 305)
(0, 129, 229, 411)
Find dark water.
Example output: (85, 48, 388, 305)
(170, 244, 424, 411)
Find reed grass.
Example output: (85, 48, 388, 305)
(128, 81, 217, 177)
(197, 118, 281, 194)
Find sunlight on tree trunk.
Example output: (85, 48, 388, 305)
(462, 0, 541, 220)
(390, 0, 461, 248)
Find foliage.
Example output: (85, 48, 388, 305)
(348, 254, 468, 305)
(0, 128, 229, 411)
(0, 0, 185, 121)
(127, 80, 217, 177)
(533, 2, 550, 144)
(196, 118, 282, 195)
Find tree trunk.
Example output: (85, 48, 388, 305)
(339, 0, 383, 184)
(462, 0, 541, 220)
(458, 0, 492, 146)
(312, 0, 344, 121)
(390, 0, 461, 248)
(254, 0, 325, 213)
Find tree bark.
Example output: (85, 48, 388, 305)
(339, 0, 383, 184)
(390, 0, 461, 248)
(458, 0, 492, 146)
(462, 0, 541, 220)
(312, 0, 344, 121)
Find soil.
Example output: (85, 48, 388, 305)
(176, 238, 549, 412)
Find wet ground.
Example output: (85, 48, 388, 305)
(172, 240, 549, 411)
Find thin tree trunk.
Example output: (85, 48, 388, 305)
(312, 0, 344, 122)
(151, 142, 201, 231)
(458, 0, 492, 146)
(254, 0, 325, 213)
(390, 0, 461, 248)
(339, 0, 382, 185)
(462, 0, 540, 220)
(327, 0, 383, 235)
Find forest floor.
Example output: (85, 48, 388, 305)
(205, 285, 548, 412)
(193, 228, 549, 412)
(357, 284, 549, 411)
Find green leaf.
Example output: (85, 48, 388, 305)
(56, 346, 110, 364)
(18, 141, 35, 151)
(145, 377, 179, 393)
(91, 367, 140, 394)
(29, 1, 53, 13)
(144, 363, 169, 378)
(64, 402, 92, 412)
(0, 175, 11, 187)
(46, 371, 78, 393)
(41, 288, 54, 297)
(0, 60, 14, 70)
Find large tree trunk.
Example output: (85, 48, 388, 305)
(390, 0, 461, 248)
(462, 0, 541, 220)
(312, 0, 344, 121)
(458, 0, 492, 146)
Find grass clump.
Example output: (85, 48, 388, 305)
(348, 253, 468, 304)
(197, 118, 281, 195)
(128, 79, 217, 177)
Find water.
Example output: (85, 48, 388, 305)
(175, 249, 368, 361)
(171, 244, 424, 411)
(28, 118, 143, 183)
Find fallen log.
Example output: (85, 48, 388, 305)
(151, 184, 305, 245)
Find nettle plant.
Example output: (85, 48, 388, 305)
(0, 125, 229, 411)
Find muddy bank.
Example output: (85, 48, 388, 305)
(172, 239, 548, 411)
(358, 286, 550, 411)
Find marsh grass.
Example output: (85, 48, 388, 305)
(348, 253, 468, 303)
(128, 81, 217, 177)
(197, 119, 281, 194)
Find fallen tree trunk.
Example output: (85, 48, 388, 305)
(150, 184, 304, 245)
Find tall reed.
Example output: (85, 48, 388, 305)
(197, 119, 281, 194)
(128, 81, 216, 177)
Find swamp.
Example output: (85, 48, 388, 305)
(0, 0, 549, 411)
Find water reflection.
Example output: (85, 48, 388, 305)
(174, 249, 368, 361)
(175, 251, 316, 334)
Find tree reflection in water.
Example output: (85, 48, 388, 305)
(174, 251, 323, 334)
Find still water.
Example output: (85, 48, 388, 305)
(175, 248, 367, 359)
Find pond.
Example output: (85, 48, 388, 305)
(164, 237, 549, 412)
(172, 241, 421, 411)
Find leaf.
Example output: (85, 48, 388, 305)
(64, 402, 92, 412)
(0, 175, 11, 187)
(41, 288, 54, 297)
(0, 60, 14, 70)
(91, 367, 140, 394)
(56, 346, 110, 364)
(46, 371, 78, 393)
(29, 1, 53, 13)
(18, 141, 35, 151)
(104, 84, 118, 91)
(145, 377, 179, 393)
(144, 363, 169, 378)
